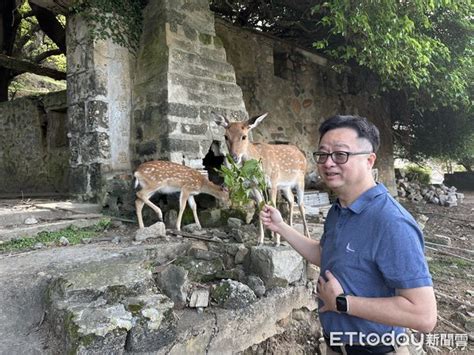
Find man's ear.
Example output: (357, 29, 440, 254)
(367, 153, 377, 169)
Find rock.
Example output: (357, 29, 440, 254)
(164, 210, 178, 229)
(245, 275, 266, 298)
(246, 246, 305, 288)
(33, 242, 44, 249)
(24, 217, 38, 225)
(198, 208, 222, 228)
(189, 289, 210, 308)
(211, 279, 257, 309)
(425, 234, 451, 246)
(81, 238, 92, 244)
(188, 247, 220, 261)
(59, 237, 69, 246)
(155, 265, 189, 309)
(112, 236, 121, 244)
(234, 245, 249, 264)
(135, 222, 166, 241)
(306, 264, 320, 281)
(174, 255, 224, 282)
(228, 217, 243, 228)
(182, 223, 202, 234)
(124, 293, 176, 352)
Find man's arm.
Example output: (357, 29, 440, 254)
(319, 271, 437, 333)
(260, 205, 322, 266)
(347, 287, 437, 333)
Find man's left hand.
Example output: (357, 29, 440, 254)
(318, 270, 344, 312)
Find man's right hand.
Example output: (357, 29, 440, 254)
(260, 204, 285, 233)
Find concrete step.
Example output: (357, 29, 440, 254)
(0, 199, 102, 241)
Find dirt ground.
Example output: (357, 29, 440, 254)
(248, 190, 473, 354)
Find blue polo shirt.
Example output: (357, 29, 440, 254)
(319, 183, 432, 343)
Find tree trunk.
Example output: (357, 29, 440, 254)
(0, 67, 10, 102)
(29, 3, 66, 53)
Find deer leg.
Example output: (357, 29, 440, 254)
(252, 187, 265, 246)
(136, 191, 163, 225)
(296, 185, 310, 238)
(187, 195, 202, 229)
(270, 186, 280, 246)
(176, 189, 190, 231)
(135, 198, 145, 229)
(281, 188, 294, 227)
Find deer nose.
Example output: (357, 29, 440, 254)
(231, 154, 239, 163)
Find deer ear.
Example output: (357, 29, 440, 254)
(248, 113, 268, 130)
(212, 111, 230, 128)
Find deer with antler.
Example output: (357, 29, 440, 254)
(213, 112, 310, 245)
(134, 160, 229, 230)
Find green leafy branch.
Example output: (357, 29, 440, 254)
(71, 0, 146, 53)
(216, 155, 270, 210)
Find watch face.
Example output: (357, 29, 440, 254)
(336, 295, 348, 313)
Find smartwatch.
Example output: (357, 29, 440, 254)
(336, 293, 349, 313)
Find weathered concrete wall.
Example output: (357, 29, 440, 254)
(67, 13, 133, 202)
(132, 0, 247, 171)
(0, 91, 69, 195)
(215, 20, 396, 194)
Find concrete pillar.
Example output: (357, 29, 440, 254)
(132, 0, 248, 170)
(66, 13, 132, 202)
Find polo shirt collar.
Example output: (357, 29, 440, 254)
(335, 183, 388, 214)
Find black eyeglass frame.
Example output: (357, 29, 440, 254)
(313, 151, 373, 164)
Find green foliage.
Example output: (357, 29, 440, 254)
(71, 0, 147, 53)
(0, 218, 111, 254)
(405, 165, 431, 185)
(312, 0, 472, 111)
(313, 0, 473, 163)
(216, 155, 269, 209)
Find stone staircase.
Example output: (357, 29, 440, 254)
(0, 199, 102, 242)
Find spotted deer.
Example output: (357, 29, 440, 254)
(134, 160, 229, 230)
(213, 112, 310, 245)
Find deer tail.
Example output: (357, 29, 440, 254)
(134, 172, 141, 189)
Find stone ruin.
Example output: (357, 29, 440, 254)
(44, 217, 322, 354)
(396, 170, 464, 207)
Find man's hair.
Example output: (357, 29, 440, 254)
(319, 115, 380, 153)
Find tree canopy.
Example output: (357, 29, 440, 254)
(211, 0, 473, 168)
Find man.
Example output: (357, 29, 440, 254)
(260, 115, 437, 354)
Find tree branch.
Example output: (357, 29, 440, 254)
(33, 48, 63, 63)
(0, 53, 66, 80)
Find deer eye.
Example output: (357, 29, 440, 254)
(224, 135, 228, 140)
(242, 135, 247, 140)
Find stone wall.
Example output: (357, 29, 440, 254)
(215, 20, 396, 194)
(0, 91, 69, 196)
(132, 0, 248, 172)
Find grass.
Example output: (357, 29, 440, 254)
(0, 218, 111, 254)
(428, 256, 472, 279)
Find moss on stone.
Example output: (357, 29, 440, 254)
(199, 33, 212, 45)
(128, 302, 145, 316)
(213, 36, 224, 48)
(211, 282, 230, 304)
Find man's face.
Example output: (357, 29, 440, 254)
(317, 127, 376, 193)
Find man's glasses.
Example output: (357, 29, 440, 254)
(313, 151, 373, 164)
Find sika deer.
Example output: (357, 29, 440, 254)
(213, 112, 310, 245)
(134, 160, 229, 230)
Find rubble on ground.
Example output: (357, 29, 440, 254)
(396, 170, 464, 207)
